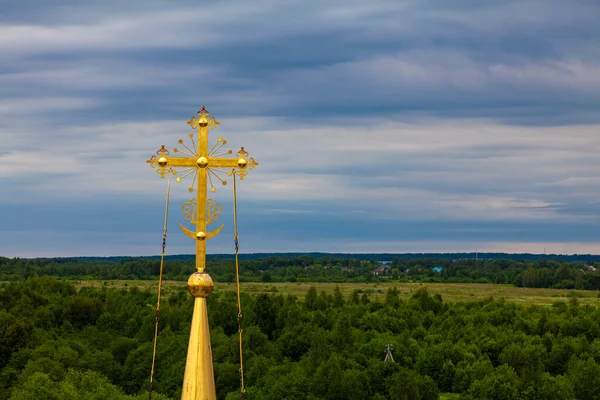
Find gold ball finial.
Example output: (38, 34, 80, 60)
(157, 156, 168, 167)
(237, 158, 248, 168)
(196, 156, 208, 168)
(197, 106, 209, 127)
(196, 231, 206, 240)
(187, 272, 213, 297)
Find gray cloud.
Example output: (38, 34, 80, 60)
(1, 0, 600, 256)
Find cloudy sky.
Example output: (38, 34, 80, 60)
(2, 0, 599, 257)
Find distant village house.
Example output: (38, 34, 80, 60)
(371, 265, 390, 275)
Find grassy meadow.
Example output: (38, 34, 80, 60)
(72, 280, 600, 306)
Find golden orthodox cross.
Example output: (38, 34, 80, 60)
(146, 107, 258, 400)
(146, 106, 258, 272)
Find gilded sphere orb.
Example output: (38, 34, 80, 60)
(157, 156, 168, 167)
(237, 157, 248, 168)
(198, 117, 209, 128)
(196, 156, 208, 168)
(187, 272, 213, 297)
(196, 231, 206, 240)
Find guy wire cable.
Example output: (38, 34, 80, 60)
(149, 168, 172, 400)
(232, 170, 246, 399)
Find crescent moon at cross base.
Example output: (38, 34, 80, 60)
(179, 222, 225, 240)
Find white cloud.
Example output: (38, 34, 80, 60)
(274, 50, 600, 107)
(0, 1, 353, 56)
(489, 59, 600, 89)
(0, 63, 218, 91)
(0, 96, 99, 116)
(3, 115, 599, 225)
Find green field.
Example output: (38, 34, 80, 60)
(72, 280, 600, 306)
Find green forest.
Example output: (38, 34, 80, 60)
(3, 269, 600, 399)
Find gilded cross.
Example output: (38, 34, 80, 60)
(146, 106, 258, 272)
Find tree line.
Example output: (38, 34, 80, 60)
(2, 256, 600, 290)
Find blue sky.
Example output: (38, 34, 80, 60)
(2, 0, 600, 257)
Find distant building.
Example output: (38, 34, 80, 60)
(584, 264, 597, 272)
(432, 266, 443, 273)
(379, 261, 393, 265)
(372, 265, 390, 275)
